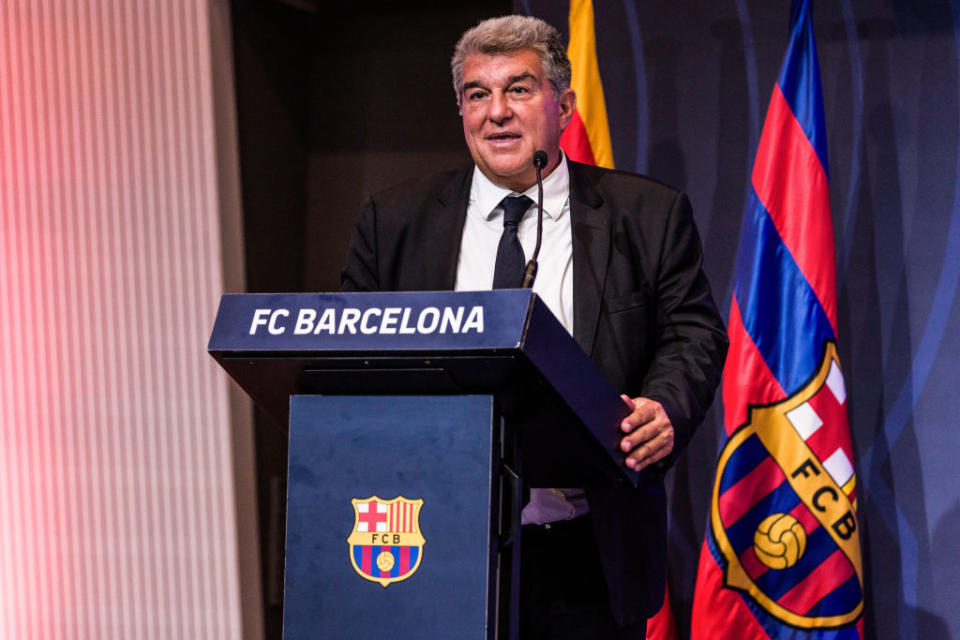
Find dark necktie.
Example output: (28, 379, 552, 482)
(492, 195, 533, 289)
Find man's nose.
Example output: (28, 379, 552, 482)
(487, 92, 512, 123)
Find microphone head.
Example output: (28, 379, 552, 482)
(532, 150, 548, 169)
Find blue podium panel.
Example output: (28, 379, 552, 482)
(284, 395, 496, 640)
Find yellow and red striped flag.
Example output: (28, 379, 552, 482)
(560, 0, 614, 169)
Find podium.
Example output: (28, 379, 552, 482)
(208, 290, 636, 639)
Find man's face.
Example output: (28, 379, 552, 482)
(459, 49, 575, 192)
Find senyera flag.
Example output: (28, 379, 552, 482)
(561, 1, 678, 637)
(691, 1, 865, 638)
(560, 0, 614, 169)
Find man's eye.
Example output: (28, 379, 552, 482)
(467, 91, 487, 101)
(510, 86, 530, 95)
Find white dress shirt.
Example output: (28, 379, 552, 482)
(455, 155, 575, 330)
(455, 154, 588, 524)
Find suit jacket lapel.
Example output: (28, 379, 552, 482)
(418, 165, 473, 290)
(568, 161, 609, 356)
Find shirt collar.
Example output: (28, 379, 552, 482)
(470, 153, 570, 222)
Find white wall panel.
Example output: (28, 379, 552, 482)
(0, 1, 244, 637)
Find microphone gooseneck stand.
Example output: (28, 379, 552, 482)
(521, 150, 548, 289)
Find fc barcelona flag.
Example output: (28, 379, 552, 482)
(691, 2, 865, 638)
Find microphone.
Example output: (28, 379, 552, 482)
(522, 151, 548, 288)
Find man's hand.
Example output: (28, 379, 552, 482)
(619, 395, 674, 471)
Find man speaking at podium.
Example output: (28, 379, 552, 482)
(341, 15, 727, 639)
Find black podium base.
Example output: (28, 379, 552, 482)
(283, 395, 504, 639)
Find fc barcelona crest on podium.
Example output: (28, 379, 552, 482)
(347, 496, 426, 587)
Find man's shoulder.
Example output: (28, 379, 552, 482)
(567, 160, 683, 200)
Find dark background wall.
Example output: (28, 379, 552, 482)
(231, 1, 960, 638)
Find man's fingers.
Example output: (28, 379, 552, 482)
(619, 421, 660, 452)
(620, 399, 657, 433)
(624, 428, 674, 470)
(622, 423, 672, 458)
(617, 396, 675, 470)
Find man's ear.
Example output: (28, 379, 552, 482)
(558, 88, 576, 131)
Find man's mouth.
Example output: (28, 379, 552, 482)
(486, 132, 522, 144)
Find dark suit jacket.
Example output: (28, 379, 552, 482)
(341, 160, 728, 626)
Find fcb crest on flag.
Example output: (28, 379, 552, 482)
(347, 496, 425, 587)
(710, 341, 863, 628)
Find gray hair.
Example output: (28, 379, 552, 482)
(451, 15, 571, 107)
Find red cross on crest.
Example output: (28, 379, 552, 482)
(356, 500, 388, 533)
